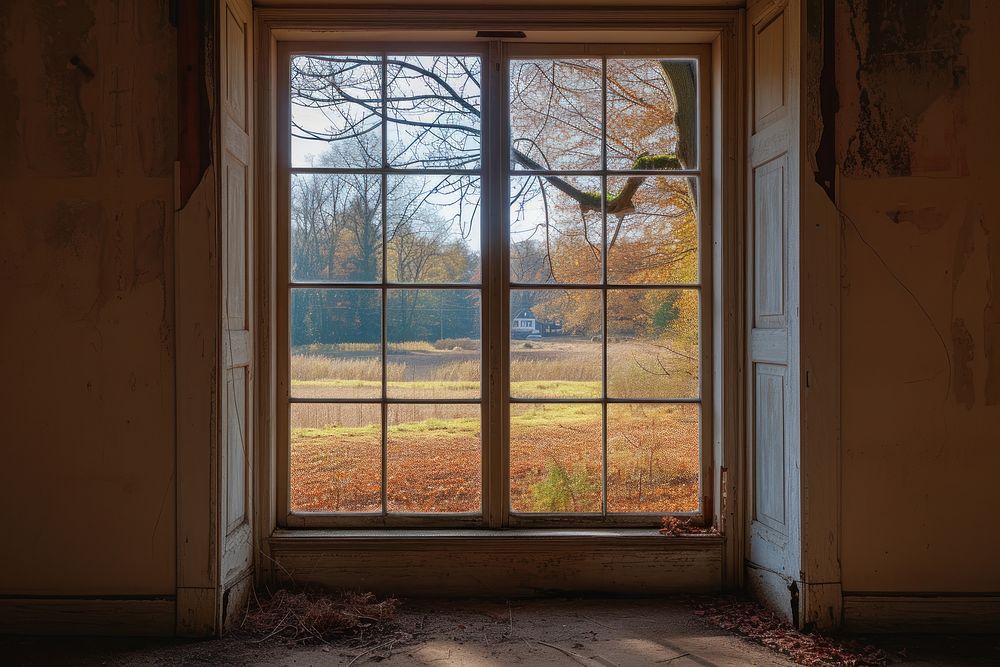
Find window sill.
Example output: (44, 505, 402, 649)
(272, 527, 720, 545)
(267, 529, 724, 596)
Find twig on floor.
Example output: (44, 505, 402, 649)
(250, 610, 293, 644)
(347, 637, 400, 666)
(242, 585, 260, 630)
(535, 640, 599, 666)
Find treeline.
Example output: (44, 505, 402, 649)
(290, 166, 481, 345)
(292, 289, 480, 346)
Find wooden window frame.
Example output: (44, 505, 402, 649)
(276, 41, 494, 529)
(276, 40, 712, 530)
(253, 6, 745, 592)
(502, 42, 714, 528)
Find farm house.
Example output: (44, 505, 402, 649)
(2, 0, 998, 664)
(512, 310, 538, 336)
(511, 309, 562, 338)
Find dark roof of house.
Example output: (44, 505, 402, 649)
(514, 310, 534, 319)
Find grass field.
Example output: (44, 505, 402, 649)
(289, 337, 700, 515)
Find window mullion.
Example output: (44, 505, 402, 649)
(380, 55, 389, 517)
(485, 39, 507, 529)
(600, 56, 609, 519)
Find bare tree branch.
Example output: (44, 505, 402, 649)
(291, 55, 692, 218)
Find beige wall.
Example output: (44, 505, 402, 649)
(2, 0, 998, 605)
(833, 0, 1000, 592)
(0, 0, 176, 595)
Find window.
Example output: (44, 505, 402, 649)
(277, 41, 711, 528)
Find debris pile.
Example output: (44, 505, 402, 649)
(659, 516, 720, 535)
(241, 589, 399, 644)
(692, 596, 890, 666)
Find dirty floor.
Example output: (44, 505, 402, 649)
(2, 598, 997, 666)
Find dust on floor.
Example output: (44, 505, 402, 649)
(1, 597, 997, 666)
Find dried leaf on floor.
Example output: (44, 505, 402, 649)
(690, 596, 891, 666)
(659, 515, 720, 535)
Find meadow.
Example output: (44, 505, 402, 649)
(289, 337, 700, 515)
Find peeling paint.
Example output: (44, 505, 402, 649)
(841, 0, 970, 177)
(808, 0, 837, 201)
(1, 0, 178, 596)
(839, 2, 1000, 595)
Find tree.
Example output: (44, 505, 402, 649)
(291, 53, 696, 212)
(291, 52, 701, 346)
(291, 140, 480, 344)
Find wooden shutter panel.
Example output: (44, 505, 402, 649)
(218, 0, 254, 630)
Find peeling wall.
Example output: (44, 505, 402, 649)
(839, 0, 970, 177)
(0, 0, 176, 595)
(2, 0, 997, 604)
(834, 0, 1000, 592)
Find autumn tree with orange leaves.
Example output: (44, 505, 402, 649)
(290, 53, 700, 350)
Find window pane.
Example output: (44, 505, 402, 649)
(510, 403, 602, 513)
(606, 58, 697, 171)
(387, 404, 481, 512)
(386, 175, 481, 283)
(607, 403, 700, 513)
(606, 175, 699, 285)
(290, 403, 381, 513)
(509, 58, 602, 171)
(509, 175, 602, 284)
(387, 55, 481, 170)
(290, 173, 382, 283)
(386, 289, 481, 399)
(290, 289, 381, 399)
(510, 289, 601, 399)
(607, 289, 699, 398)
(291, 55, 382, 169)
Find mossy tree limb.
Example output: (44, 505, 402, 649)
(659, 60, 697, 171)
(516, 148, 680, 216)
(518, 60, 697, 217)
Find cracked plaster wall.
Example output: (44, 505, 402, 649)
(0, 0, 177, 595)
(2, 0, 998, 602)
(832, 0, 1000, 592)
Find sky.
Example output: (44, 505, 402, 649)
(288, 54, 691, 267)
